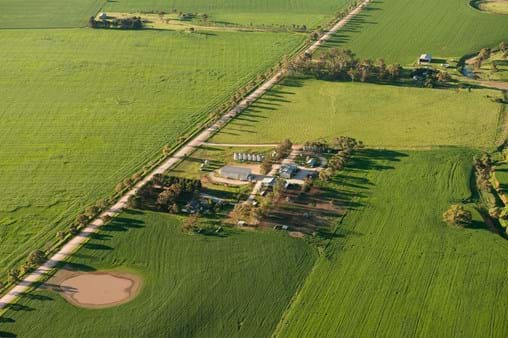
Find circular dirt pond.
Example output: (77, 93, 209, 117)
(56, 271, 142, 309)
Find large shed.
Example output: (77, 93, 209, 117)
(220, 166, 252, 181)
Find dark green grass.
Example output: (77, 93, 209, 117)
(0, 29, 303, 280)
(276, 148, 508, 337)
(103, 0, 352, 27)
(1, 210, 316, 337)
(323, 0, 508, 64)
(0, 0, 104, 28)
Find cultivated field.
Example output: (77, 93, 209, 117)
(1, 211, 316, 337)
(102, 0, 352, 27)
(211, 79, 504, 149)
(0, 29, 303, 280)
(322, 0, 508, 63)
(276, 148, 508, 337)
(0, 0, 103, 28)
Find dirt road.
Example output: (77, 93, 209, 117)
(0, 0, 371, 311)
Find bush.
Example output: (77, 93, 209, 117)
(443, 205, 472, 227)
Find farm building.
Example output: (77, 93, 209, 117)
(279, 164, 298, 179)
(233, 153, 264, 162)
(262, 177, 275, 187)
(99, 12, 108, 20)
(418, 54, 432, 64)
(220, 166, 252, 181)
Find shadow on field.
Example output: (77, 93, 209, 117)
(102, 216, 145, 232)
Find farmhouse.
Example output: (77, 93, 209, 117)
(418, 53, 432, 64)
(279, 164, 299, 179)
(220, 166, 252, 181)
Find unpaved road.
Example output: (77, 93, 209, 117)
(0, 0, 371, 311)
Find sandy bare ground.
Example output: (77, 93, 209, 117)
(44, 270, 142, 309)
(0, 0, 371, 311)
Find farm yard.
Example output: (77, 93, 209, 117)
(211, 79, 504, 149)
(0, 29, 303, 280)
(322, 0, 508, 64)
(0, 211, 316, 337)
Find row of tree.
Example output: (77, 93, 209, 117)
(289, 48, 403, 83)
(319, 137, 363, 182)
(88, 16, 143, 30)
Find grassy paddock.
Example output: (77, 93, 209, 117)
(276, 148, 508, 337)
(322, 0, 508, 64)
(0, 0, 104, 28)
(211, 79, 503, 149)
(103, 0, 352, 27)
(1, 211, 316, 337)
(0, 29, 303, 280)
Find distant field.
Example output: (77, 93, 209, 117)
(0, 0, 104, 28)
(0, 29, 302, 280)
(211, 79, 503, 149)
(103, 0, 351, 27)
(2, 211, 316, 337)
(322, 0, 508, 64)
(276, 148, 508, 337)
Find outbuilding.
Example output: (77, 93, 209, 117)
(99, 12, 108, 20)
(418, 54, 432, 64)
(220, 166, 252, 181)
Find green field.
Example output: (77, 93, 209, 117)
(0, 29, 303, 280)
(323, 0, 508, 64)
(1, 210, 316, 337)
(275, 148, 508, 337)
(211, 79, 504, 149)
(103, 0, 351, 27)
(0, 0, 104, 28)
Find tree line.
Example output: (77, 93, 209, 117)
(289, 48, 403, 83)
(88, 16, 143, 30)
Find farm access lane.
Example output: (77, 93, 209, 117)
(0, 0, 371, 311)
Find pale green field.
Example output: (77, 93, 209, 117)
(211, 80, 504, 149)
(103, 0, 352, 27)
(0, 29, 303, 280)
(0, 0, 104, 28)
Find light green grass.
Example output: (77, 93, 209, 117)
(276, 148, 508, 337)
(0, 0, 104, 28)
(323, 0, 508, 64)
(169, 145, 273, 179)
(103, 0, 352, 27)
(1, 210, 316, 337)
(0, 29, 303, 280)
(211, 79, 503, 149)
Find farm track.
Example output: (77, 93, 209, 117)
(0, 0, 372, 311)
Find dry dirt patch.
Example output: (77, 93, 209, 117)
(46, 270, 142, 309)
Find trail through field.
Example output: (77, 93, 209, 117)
(0, 0, 372, 311)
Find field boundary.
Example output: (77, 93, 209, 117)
(0, 0, 372, 313)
